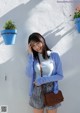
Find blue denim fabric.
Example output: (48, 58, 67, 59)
(29, 82, 61, 109)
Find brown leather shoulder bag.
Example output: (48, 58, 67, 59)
(39, 61, 64, 106)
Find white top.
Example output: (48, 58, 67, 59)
(34, 51, 55, 79)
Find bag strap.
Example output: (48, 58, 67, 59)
(40, 63, 43, 77)
(39, 60, 47, 104)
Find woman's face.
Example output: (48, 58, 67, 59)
(30, 41, 43, 53)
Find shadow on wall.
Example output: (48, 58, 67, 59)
(0, 36, 3, 44)
(0, 0, 42, 47)
(0, 0, 43, 65)
(43, 22, 75, 49)
(0, 0, 78, 84)
(0, 1, 80, 113)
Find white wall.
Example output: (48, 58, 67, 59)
(0, 0, 80, 113)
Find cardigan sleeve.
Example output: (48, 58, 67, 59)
(35, 52, 63, 86)
(26, 53, 34, 78)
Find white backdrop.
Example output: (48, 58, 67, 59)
(0, 0, 80, 113)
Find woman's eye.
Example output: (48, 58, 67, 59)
(36, 42, 40, 45)
(31, 42, 40, 48)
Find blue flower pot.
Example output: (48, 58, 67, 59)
(1, 29, 17, 45)
(75, 18, 80, 33)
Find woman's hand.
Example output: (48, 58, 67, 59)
(27, 43, 33, 54)
(33, 81, 40, 86)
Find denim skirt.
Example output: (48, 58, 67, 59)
(29, 82, 61, 110)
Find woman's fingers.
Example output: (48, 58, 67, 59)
(28, 43, 33, 54)
(33, 81, 39, 86)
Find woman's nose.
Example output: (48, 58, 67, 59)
(36, 45, 40, 50)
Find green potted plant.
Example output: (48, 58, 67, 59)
(73, 9, 80, 33)
(1, 20, 17, 45)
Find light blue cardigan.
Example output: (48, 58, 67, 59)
(26, 51, 63, 96)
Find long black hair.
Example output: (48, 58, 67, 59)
(28, 32, 51, 61)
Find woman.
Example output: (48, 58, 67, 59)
(26, 32, 63, 113)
